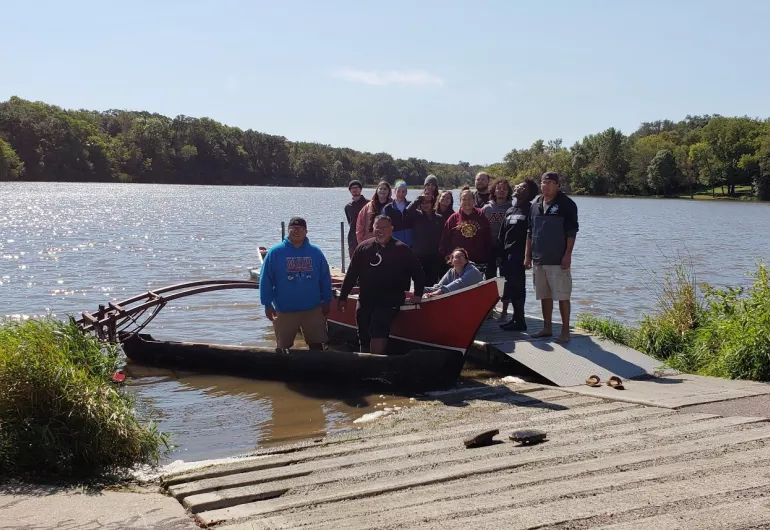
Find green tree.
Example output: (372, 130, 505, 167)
(647, 149, 677, 195)
(2, 96, 769, 201)
(586, 127, 630, 193)
(628, 134, 677, 193)
(701, 117, 762, 195)
(0, 138, 24, 180)
(689, 142, 722, 197)
(754, 132, 770, 200)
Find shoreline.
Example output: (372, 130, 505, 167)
(2, 180, 763, 202)
(5, 374, 770, 529)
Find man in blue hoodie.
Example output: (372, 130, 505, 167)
(259, 217, 333, 350)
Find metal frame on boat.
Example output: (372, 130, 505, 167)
(74, 230, 503, 388)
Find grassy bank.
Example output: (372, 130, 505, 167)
(0, 318, 169, 479)
(577, 262, 770, 381)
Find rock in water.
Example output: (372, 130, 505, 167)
(463, 429, 499, 448)
(509, 429, 547, 445)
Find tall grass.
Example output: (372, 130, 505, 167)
(578, 261, 770, 382)
(0, 318, 170, 478)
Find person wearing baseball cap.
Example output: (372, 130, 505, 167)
(259, 217, 333, 351)
(524, 171, 579, 344)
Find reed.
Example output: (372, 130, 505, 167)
(0, 318, 170, 478)
(578, 261, 770, 381)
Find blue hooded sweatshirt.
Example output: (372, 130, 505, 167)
(259, 237, 333, 313)
(382, 200, 414, 247)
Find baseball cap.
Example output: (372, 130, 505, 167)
(541, 172, 560, 183)
(288, 217, 307, 229)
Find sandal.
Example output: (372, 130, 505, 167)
(607, 376, 625, 390)
(585, 375, 601, 387)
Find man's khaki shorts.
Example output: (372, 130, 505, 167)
(533, 264, 572, 301)
(272, 305, 328, 349)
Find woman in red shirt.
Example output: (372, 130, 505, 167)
(439, 187, 491, 275)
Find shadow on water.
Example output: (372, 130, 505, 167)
(125, 361, 418, 461)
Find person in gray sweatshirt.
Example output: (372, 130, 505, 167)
(482, 179, 513, 280)
(424, 248, 484, 297)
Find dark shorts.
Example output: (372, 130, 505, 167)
(356, 302, 400, 347)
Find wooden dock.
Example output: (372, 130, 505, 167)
(472, 313, 668, 387)
(329, 266, 666, 387)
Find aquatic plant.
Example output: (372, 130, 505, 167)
(0, 318, 170, 478)
(578, 262, 770, 382)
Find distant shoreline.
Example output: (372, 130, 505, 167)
(3, 180, 760, 202)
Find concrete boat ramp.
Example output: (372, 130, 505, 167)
(161, 375, 770, 529)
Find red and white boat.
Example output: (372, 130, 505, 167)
(327, 277, 504, 355)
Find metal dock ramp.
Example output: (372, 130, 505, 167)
(474, 316, 669, 387)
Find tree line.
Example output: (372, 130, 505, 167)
(1, 96, 769, 200)
(486, 116, 770, 200)
(0, 97, 482, 188)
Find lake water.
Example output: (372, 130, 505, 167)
(2, 182, 769, 461)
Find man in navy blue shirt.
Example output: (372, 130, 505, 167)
(259, 217, 333, 350)
(524, 172, 579, 344)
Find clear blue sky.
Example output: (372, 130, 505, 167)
(1, 0, 768, 165)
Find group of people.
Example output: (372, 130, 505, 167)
(258, 170, 579, 354)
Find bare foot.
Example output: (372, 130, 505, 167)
(531, 329, 552, 338)
(556, 332, 570, 344)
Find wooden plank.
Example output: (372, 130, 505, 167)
(645, 415, 767, 437)
(594, 498, 770, 530)
(427, 468, 770, 530)
(163, 395, 621, 486)
(108, 301, 126, 313)
(282, 447, 770, 530)
(171, 405, 675, 501)
(193, 422, 770, 524)
(171, 402, 649, 498)
(490, 335, 665, 387)
(250, 413, 727, 526)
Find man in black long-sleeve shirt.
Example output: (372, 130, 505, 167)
(498, 178, 539, 331)
(338, 215, 424, 354)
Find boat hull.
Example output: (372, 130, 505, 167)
(328, 278, 503, 354)
(120, 333, 464, 389)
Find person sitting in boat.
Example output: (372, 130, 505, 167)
(382, 180, 414, 246)
(439, 187, 491, 276)
(356, 181, 392, 244)
(259, 217, 333, 351)
(424, 248, 484, 298)
(338, 215, 424, 355)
